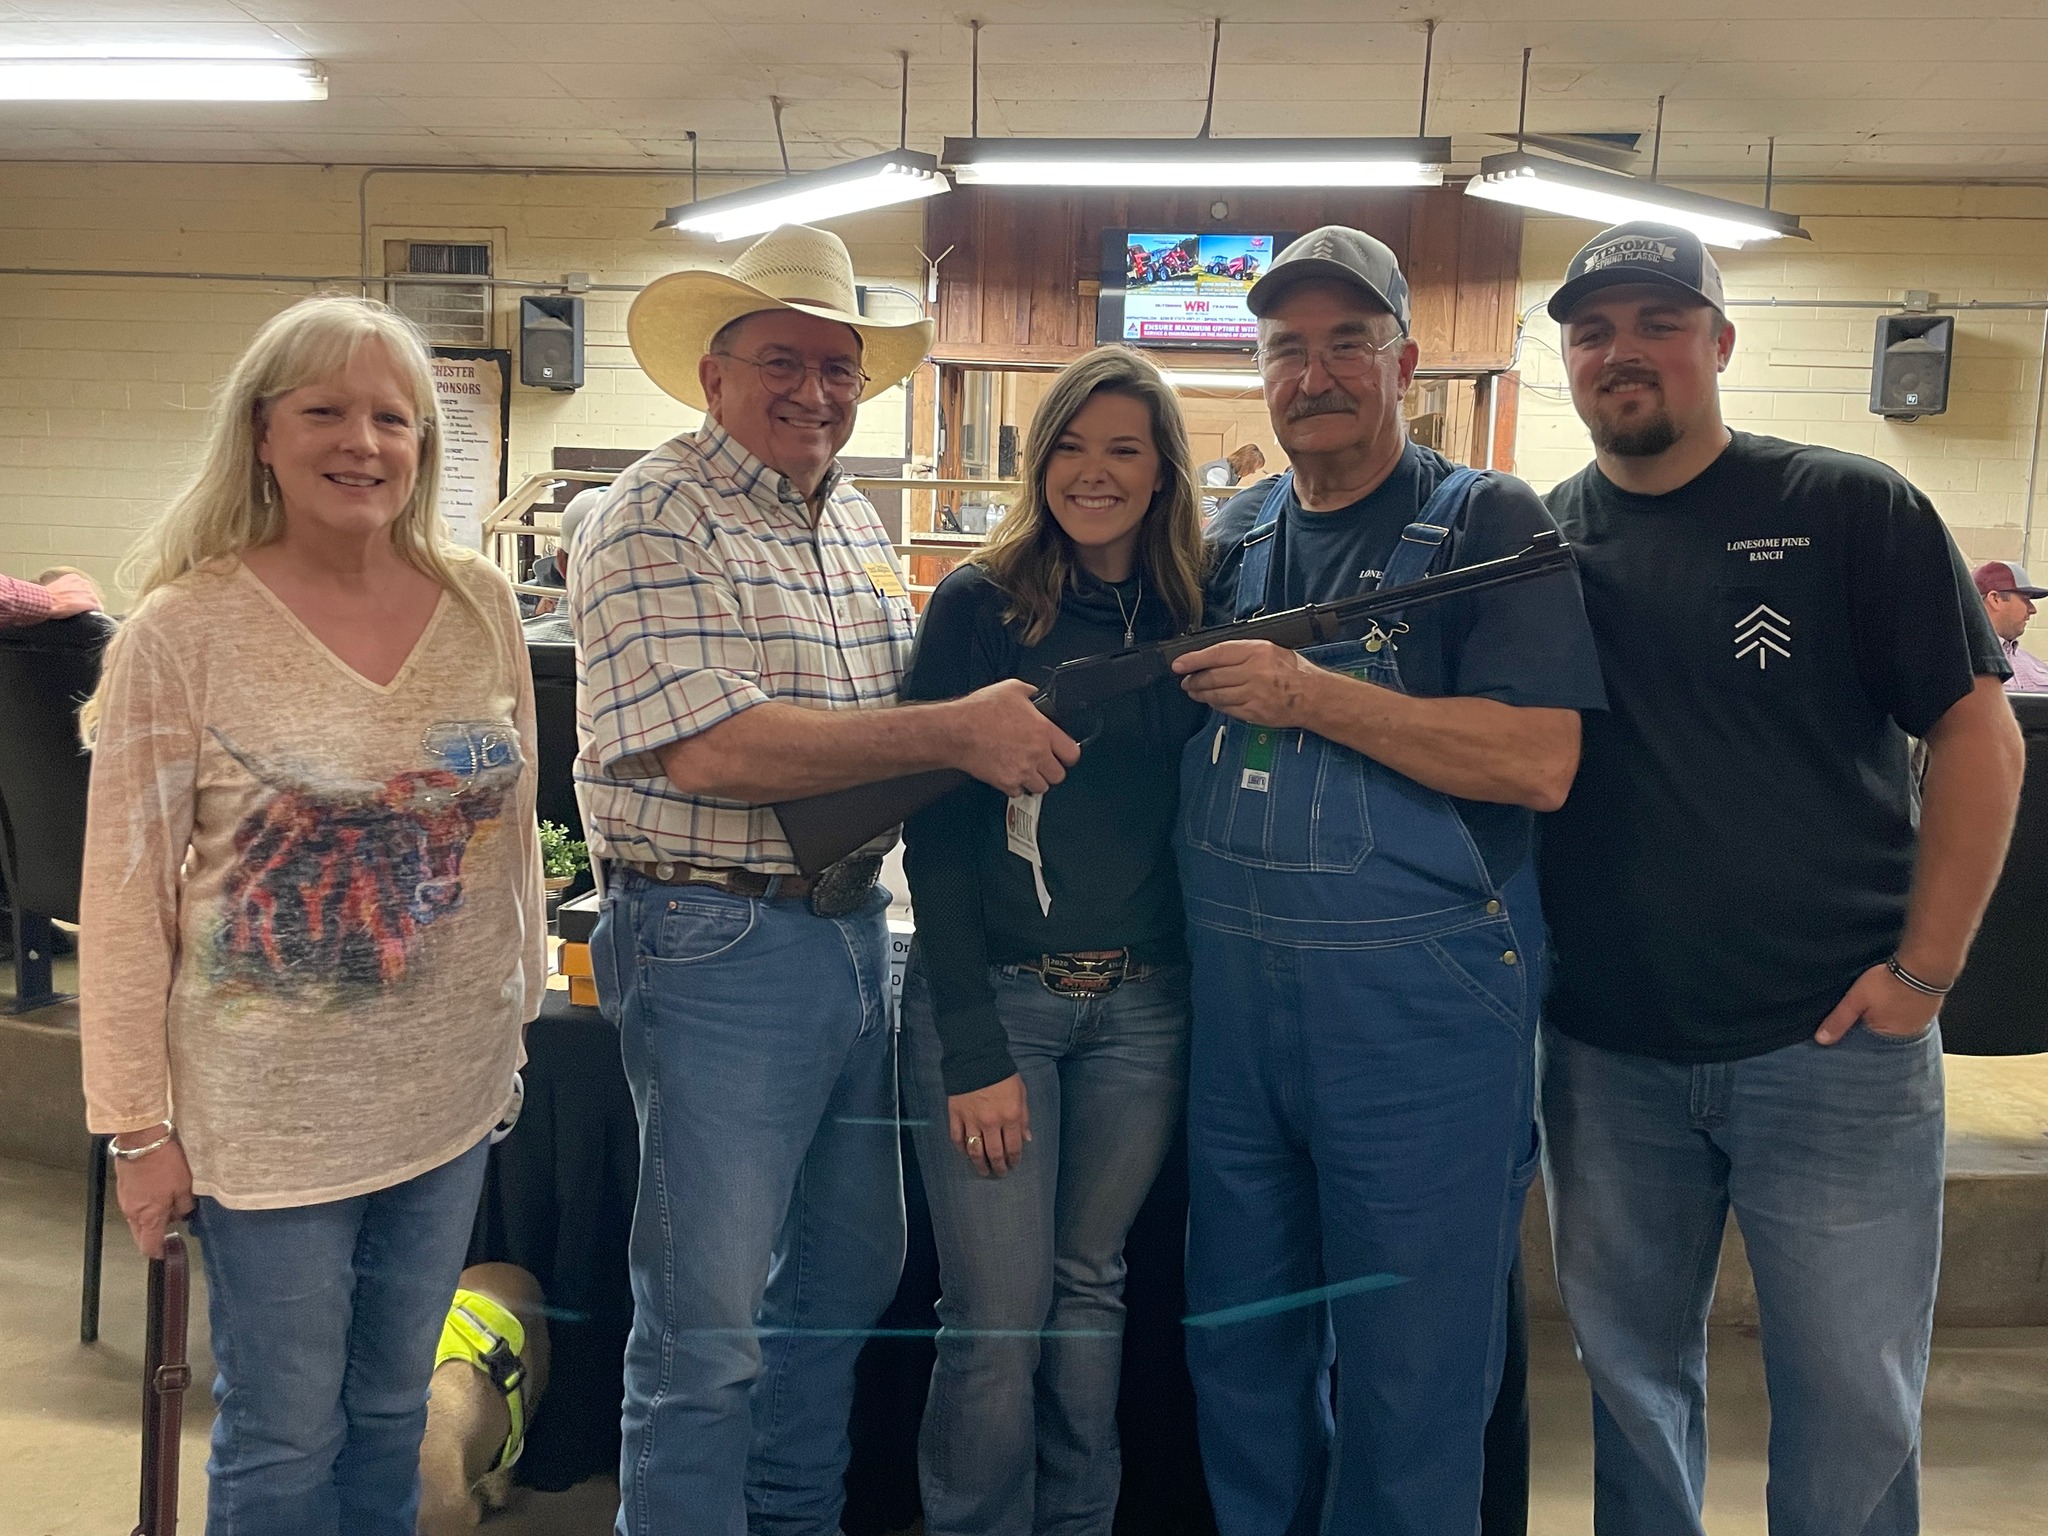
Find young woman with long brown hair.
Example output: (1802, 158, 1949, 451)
(898, 345, 1208, 1535)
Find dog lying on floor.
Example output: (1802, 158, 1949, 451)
(418, 1262, 552, 1535)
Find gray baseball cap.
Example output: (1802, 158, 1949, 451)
(1246, 225, 1411, 334)
(558, 485, 604, 551)
(1548, 222, 1726, 323)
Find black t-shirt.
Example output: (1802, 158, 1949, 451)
(1207, 442, 1607, 884)
(1540, 431, 2010, 1063)
(900, 562, 1208, 1095)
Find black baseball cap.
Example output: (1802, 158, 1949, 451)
(1246, 225, 1411, 335)
(1548, 222, 1726, 324)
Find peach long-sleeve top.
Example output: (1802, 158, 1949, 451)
(79, 555, 546, 1209)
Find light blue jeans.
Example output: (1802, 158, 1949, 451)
(593, 873, 906, 1536)
(188, 1137, 490, 1536)
(1539, 1020, 1945, 1536)
(900, 953, 1190, 1536)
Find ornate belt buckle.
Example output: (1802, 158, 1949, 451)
(810, 854, 882, 919)
(1038, 951, 1128, 997)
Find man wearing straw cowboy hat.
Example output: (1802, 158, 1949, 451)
(568, 224, 1080, 1536)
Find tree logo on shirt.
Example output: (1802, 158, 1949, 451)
(1734, 604, 1792, 670)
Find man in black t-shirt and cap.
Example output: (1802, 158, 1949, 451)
(1538, 222, 2024, 1536)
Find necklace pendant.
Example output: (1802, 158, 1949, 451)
(1124, 625, 1134, 646)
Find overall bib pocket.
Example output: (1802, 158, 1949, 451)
(1182, 713, 1376, 873)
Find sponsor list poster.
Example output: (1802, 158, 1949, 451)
(431, 354, 506, 552)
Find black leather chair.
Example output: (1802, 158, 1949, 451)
(1941, 690, 2048, 1055)
(0, 610, 110, 1013)
(527, 641, 582, 837)
(0, 610, 117, 1341)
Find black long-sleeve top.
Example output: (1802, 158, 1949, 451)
(900, 562, 1207, 1095)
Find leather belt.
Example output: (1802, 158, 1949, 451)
(613, 854, 882, 919)
(1017, 948, 1148, 997)
(614, 859, 815, 901)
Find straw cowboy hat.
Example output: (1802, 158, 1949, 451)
(628, 224, 935, 411)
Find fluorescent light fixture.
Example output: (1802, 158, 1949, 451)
(660, 151, 950, 243)
(943, 137, 1449, 188)
(1162, 369, 1264, 392)
(1465, 151, 1807, 248)
(0, 57, 327, 101)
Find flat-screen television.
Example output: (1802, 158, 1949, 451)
(1095, 229, 1295, 350)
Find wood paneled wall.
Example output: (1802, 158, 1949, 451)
(924, 187, 1523, 372)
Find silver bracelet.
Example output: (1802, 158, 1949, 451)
(106, 1122, 176, 1161)
(1885, 958, 1952, 998)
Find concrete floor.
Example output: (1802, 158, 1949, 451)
(5, 1149, 2045, 1535)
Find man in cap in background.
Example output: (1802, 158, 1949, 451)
(568, 224, 1078, 1536)
(521, 483, 602, 618)
(1538, 222, 2023, 1536)
(1972, 559, 2048, 690)
(1172, 226, 1606, 1536)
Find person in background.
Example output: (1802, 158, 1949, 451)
(567, 224, 1076, 1536)
(0, 565, 103, 627)
(1538, 222, 2024, 1536)
(78, 294, 546, 1536)
(1973, 560, 2048, 691)
(1173, 226, 1605, 1536)
(1197, 441, 1267, 518)
(523, 492, 598, 644)
(898, 345, 1208, 1536)
(523, 485, 602, 617)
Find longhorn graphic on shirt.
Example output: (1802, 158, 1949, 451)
(1734, 604, 1792, 670)
(207, 725, 520, 995)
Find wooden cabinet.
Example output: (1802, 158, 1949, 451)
(922, 187, 1523, 372)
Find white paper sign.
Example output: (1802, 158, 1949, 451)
(1006, 792, 1053, 916)
(431, 353, 507, 552)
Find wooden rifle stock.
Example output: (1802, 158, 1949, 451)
(772, 531, 1574, 876)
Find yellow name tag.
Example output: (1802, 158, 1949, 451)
(864, 560, 909, 601)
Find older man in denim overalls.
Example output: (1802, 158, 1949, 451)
(1170, 227, 1607, 1536)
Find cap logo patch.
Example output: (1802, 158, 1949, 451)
(1583, 235, 1680, 270)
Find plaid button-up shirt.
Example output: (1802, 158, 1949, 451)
(567, 423, 916, 873)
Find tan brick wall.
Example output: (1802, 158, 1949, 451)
(1510, 185, 2048, 600)
(0, 162, 925, 591)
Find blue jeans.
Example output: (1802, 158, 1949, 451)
(1183, 923, 1540, 1536)
(187, 1138, 490, 1536)
(594, 874, 906, 1536)
(900, 953, 1190, 1536)
(1539, 1021, 1945, 1536)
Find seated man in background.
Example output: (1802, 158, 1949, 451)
(1973, 559, 2048, 691)
(0, 566, 102, 629)
(523, 486, 601, 617)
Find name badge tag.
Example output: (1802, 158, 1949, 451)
(1241, 728, 1277, 792)
(1006, 792, 1053, 915)
(863, 560, 909, 602)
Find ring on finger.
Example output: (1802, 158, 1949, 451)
(966, 1133, 983, 1148)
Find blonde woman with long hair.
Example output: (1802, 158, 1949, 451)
(79, 294, 544, 1536)
(897, 346, 1208, 1535)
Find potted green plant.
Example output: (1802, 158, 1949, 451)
(538, 820, 590, 902)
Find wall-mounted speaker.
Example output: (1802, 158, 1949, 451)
(1869, 314, 1953, 421)
(520, 294, 584, 391)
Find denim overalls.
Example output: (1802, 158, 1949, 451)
(1177, 470, 1544, 1536)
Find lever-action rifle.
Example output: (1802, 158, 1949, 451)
(772, 529, 1576, 876)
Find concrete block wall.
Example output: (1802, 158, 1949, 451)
(0, 162, 925, 592)
(1511, 185, 2048, 648)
